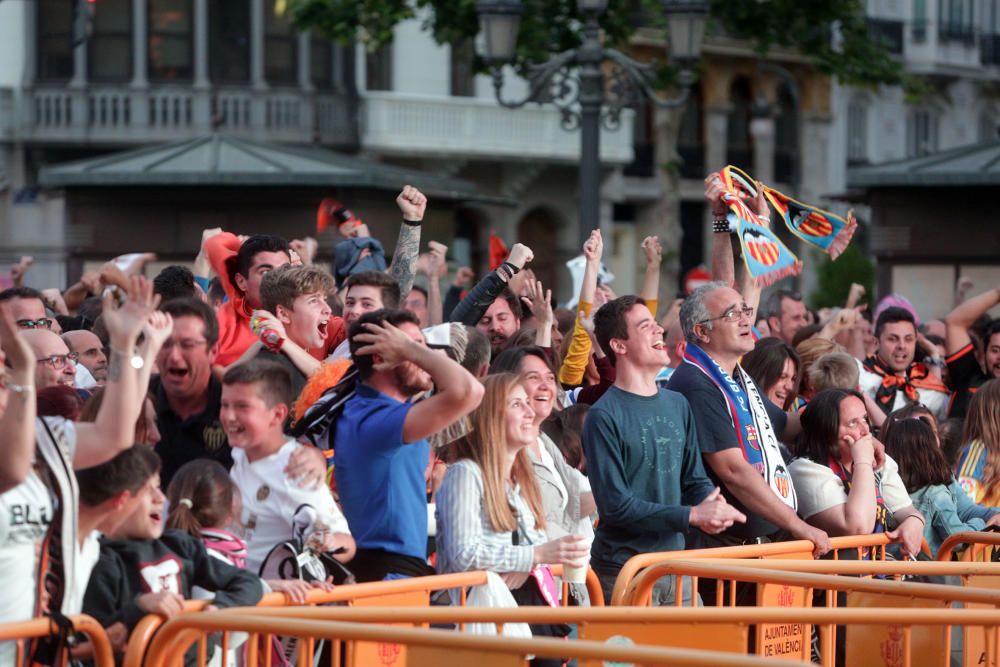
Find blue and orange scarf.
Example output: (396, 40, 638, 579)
(717, 166, 857, 287)
(684, 344, 797, 510)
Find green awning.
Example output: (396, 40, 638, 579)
(39, 134, 513, 205)
(847, 140, 1000, 188)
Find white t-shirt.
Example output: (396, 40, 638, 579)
(65, 531, 101, 615)
(858, 366, 950, 421)
(230, 440, 350, 572)
(789, 454, 912, 521)
(0, 419, 77, 662)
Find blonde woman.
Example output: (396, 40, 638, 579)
(957, 380, 1000, 506)
(436, 373, 588, 664)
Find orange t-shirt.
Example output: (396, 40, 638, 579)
(205, 233, 347, 367)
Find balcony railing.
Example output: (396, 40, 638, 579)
(360, 92, 634, 164)
(938, 21, 976, 45)
(16, 85, 357, 149)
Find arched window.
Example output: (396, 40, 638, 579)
(773, 83, 798, 183)
(847, 98, 869, 164)
(907, 108, 938, 156)
(677, 84, 704, 178)
(265, 5, 297, 85)
(209, 0, 250, 84)
(36, 0, 74, 82)
(726, 77, 753, 169)
(89, 0, 132, 82)
(149, 0, 194, 82)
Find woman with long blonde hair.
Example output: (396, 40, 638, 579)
(435, 374, 588, 663)
(957, 380, 1000, 506)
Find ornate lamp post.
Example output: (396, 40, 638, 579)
(476, 0, 709, 247)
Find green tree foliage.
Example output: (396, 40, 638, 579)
(809, 244, 875, 310)
(286, 0, 910, 88)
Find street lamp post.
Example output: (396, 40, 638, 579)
(476, 0, 709, 248)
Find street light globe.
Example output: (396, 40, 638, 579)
(476, 0, 524, 64)
(577, 0, 609, 13)
(663, 0, 709, 65)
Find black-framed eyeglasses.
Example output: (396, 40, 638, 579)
(16, 318, 53, 330)
(36, 352, 79, 370)
(698, 305, 754, 325)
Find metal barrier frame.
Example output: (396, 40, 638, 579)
(143, 612, 811, 667)
(0, 615, 114, 667)
(123, 568, 602, 667)
(147, 605, 1000, 667)
(610, 534, 893, 605)
(938, 531, 1000, 562)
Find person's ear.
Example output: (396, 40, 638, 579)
(609, 337, 627, 358)
(275, 304, 293, 326)
(234, 273, 249, 294)
(272, 402, 289, 426)
(111, 490, 132, 511)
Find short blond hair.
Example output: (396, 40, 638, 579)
(260, 265, 335, 313)
(808, 351, 860, 393)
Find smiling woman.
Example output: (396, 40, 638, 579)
(742, 337, 801, 411)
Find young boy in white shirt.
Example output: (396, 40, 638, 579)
(222, 359, 354, 572)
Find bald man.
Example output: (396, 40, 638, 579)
(22, 329, 77, 389)
(63, 329, 108, 384)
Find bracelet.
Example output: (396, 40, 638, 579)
(853, 461, 874, 467)
(3, 382, 33, 394)
(502, 261, 520, 276)
(402, 218, 422, 227)
(712, 216, 732, 234)
(904, 514, 926, 526)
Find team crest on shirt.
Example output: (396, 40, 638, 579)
(203, 423, 226, 451)
(139, 555, 182, 593)
(774, 466, 791, 499)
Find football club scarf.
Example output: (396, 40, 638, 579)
(862, 354, 949, 416)
(28, 418, 79, 666)
(683, 344, 797, 510)
(717, 166, 857, 287)
(828, 457, 888, 534)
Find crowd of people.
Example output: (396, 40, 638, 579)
(2, 173, 1000, 663)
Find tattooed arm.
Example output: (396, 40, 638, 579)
(387, 185, 427, 299)
(74, 277, 157, 469)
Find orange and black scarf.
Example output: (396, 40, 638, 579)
(862, 355, 948, 415)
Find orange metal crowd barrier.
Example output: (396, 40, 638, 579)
(938, 530, 1000, 562)
(610, 533, 892, 605)
(620, 558, 1000, 664)
(142, 609, 811, 667)
(154, 605, 1000, 667)
(122, 568, 602, 667)
(0, 614, 114, 667)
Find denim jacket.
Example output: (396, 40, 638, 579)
(910, 479, 997, 556)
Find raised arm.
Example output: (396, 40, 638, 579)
(640, 236, 662, 317)
(423, 241, 447, 326)
(352, 321, 484, 443)
(944, 281, 1000, 355)
(450, 243, 533, 326)
(386, 185, 427, 299)
(0, 306, 36, 493)
(522, 278, 553, 348)
(74, 277, 157, 469)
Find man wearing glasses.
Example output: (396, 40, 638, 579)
(21, 331, 78, 390)
(668, 282, 831, 560)
(0, 287, 52, 332)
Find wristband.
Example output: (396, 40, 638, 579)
(3, 382, 33, 394)
(402, 218, 422, 227)
(904, 514, 925, 526)
(502, 261, 520, 276)
(712, 216, 732, 234)
(853, 460, 874, 467)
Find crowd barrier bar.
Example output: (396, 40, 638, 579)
(142, 612, 810, 667)
(0, 614, 114, 667)
(123, 569, 601, 667)
(610, 533, 892, 605)
(169, 605, 1000, 667)
(938, 531, 1000, 562)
